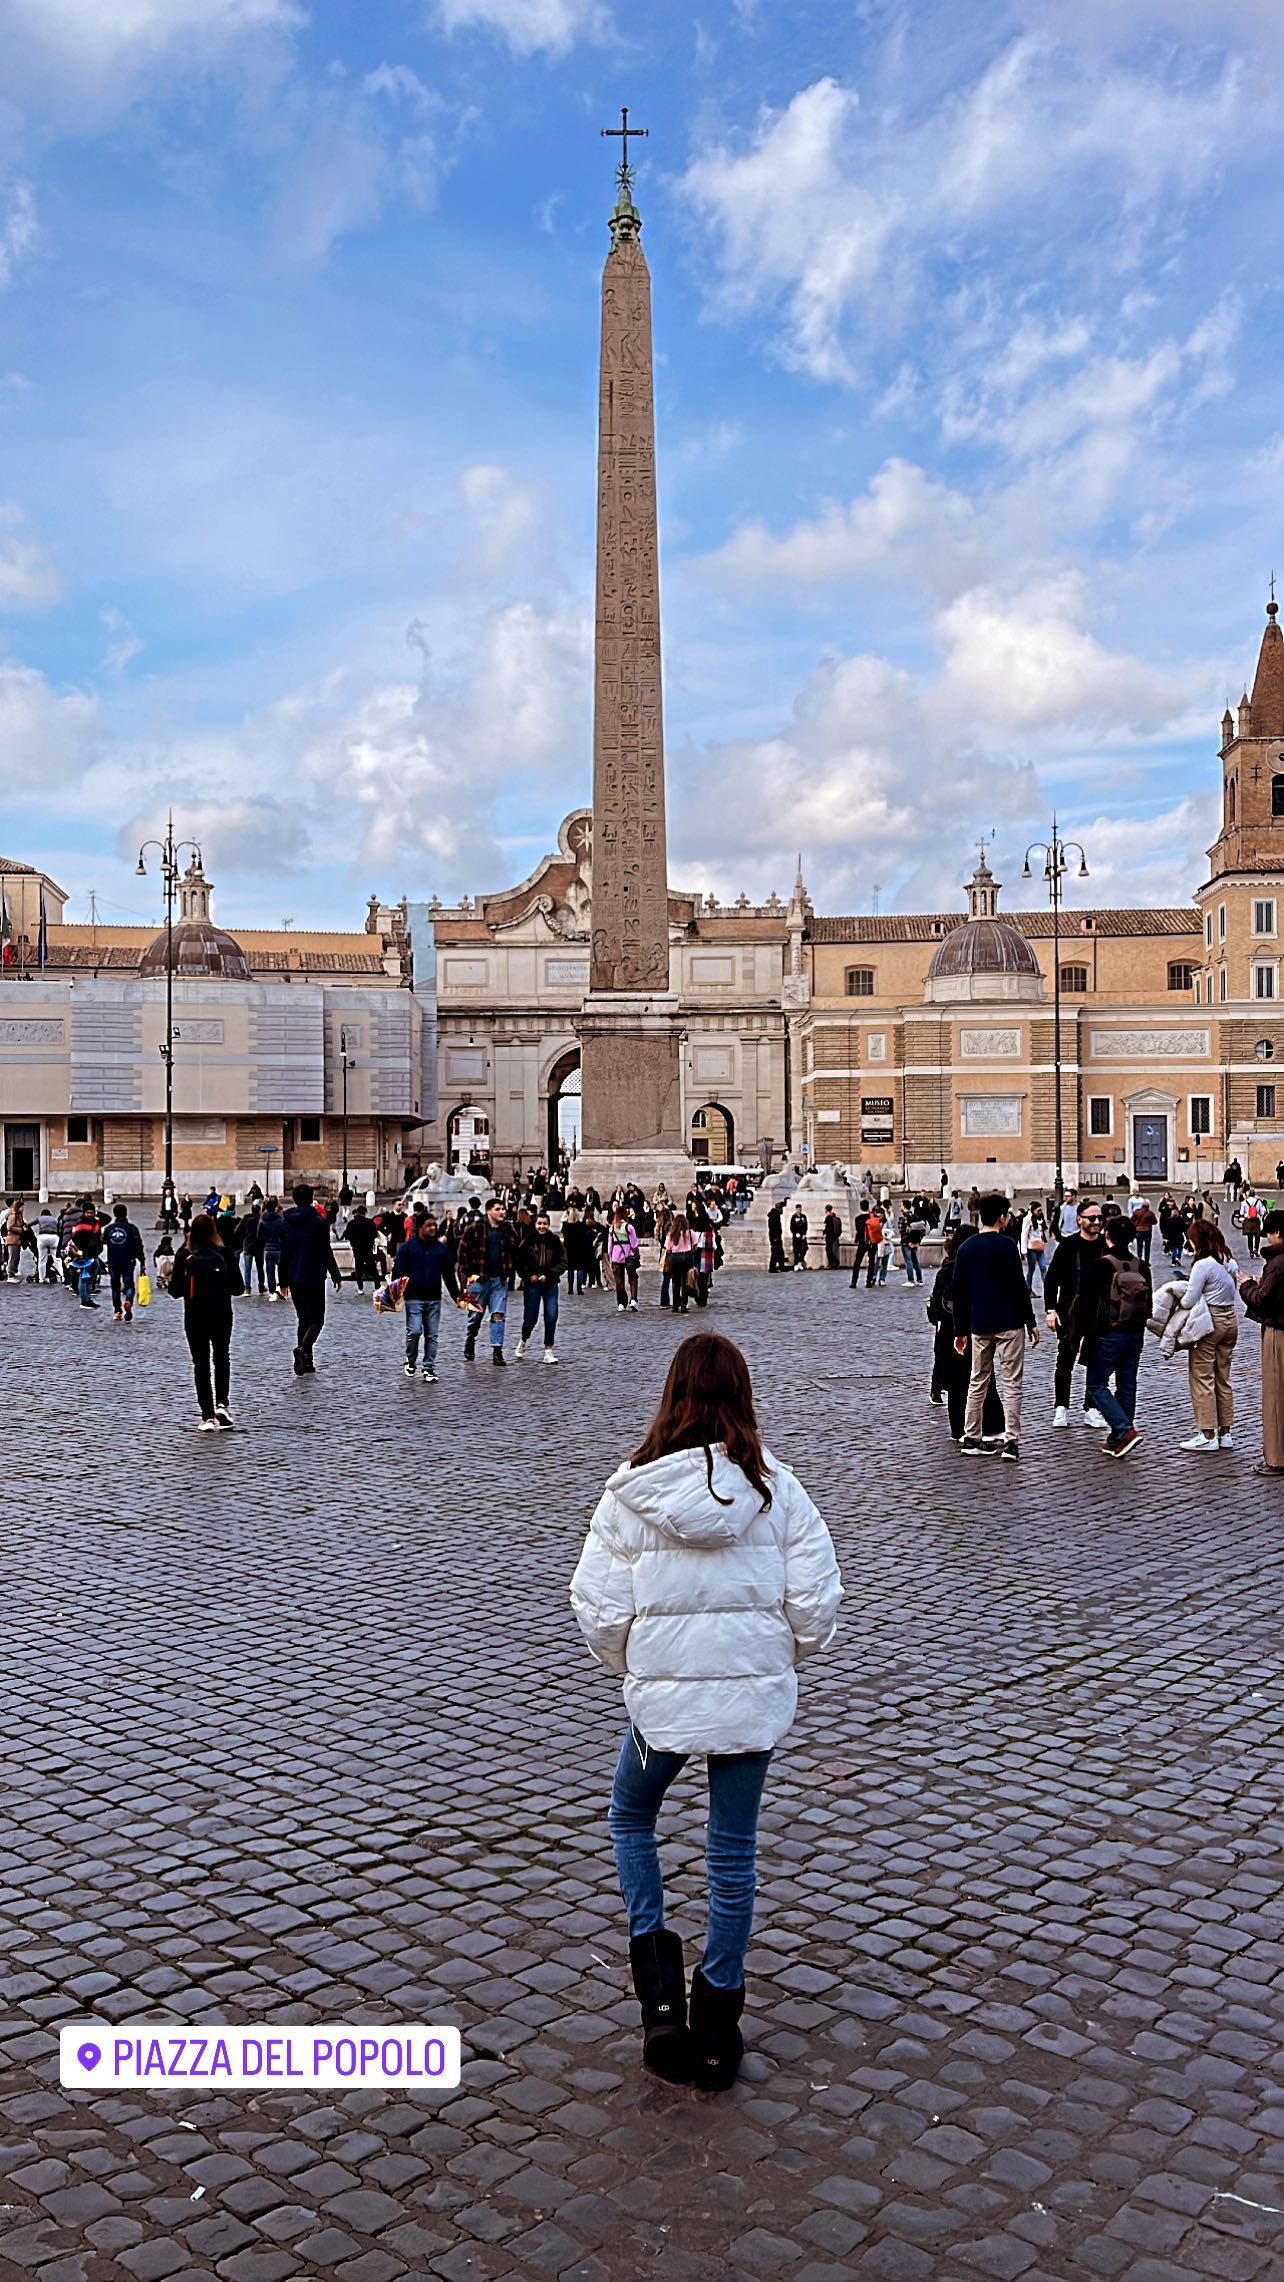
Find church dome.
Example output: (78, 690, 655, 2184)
(139, 853, 252, 981)
(928, 916, 1041, 983)
(925, 853, 1044, 1004)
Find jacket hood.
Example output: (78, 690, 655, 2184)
(606, 1444, 772, 1547)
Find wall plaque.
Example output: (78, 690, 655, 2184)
(0, 1018, 65, 1045)
(960, 1026, 1020, 1057)
(689, 954, 736, 986)
(861, 1096, 894, 1115)
(865, 1031, 887, 1060)
(1090, 1029, 1210, 1059)
(545, 958, 590, 987)
(174, 1018, 225, 1044)
(961, 1095, 1023, 1136)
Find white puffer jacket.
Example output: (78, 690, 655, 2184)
(570, 1444, 842, 1755)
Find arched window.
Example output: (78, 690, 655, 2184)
(1228, 776, 1237, 825)
(1272, 772, 1284, 817)
(845, 966, 876, 996)
(1059, 964, 1089, 994)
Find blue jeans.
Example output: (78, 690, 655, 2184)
(608, 1726, 772, 1990)
(405, 1296, 441, 1369)
(263, 1247, 281, 1294)
(1026, 1249, 1047, 1288)
(1086, 1330, 1143, 1444)
(466, 1274, 507, 1350)
(902, 1243, 923, 1284)
(520, 1282, 559, 1346)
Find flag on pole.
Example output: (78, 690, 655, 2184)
(0, 885, 13, 968)
(37, 884, 47, 971)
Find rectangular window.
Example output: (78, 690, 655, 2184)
(1205, 912, 1213, 947)
(1258, 1084, 1276, 1119)
(1190, 1096, 1213, 1137)
(1255, 899, 1277, 935)
(1255, 965, 1277, 1001)
(66, 1115, 90, 1144)
(1167, 962, 1194, 991)
(845, 967, 875, 996)
(1088, 1097, 1112, 1136)
(298, 1115, 322, 1143)
(1219, 904, 1227, 941)
(1220, 966, 1228, 1001)
(1059, 964, 1089, 994)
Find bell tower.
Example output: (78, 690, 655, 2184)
(1208, 595, 1284, 879)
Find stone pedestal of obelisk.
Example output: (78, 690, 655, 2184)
(575, 147, 691, 1196)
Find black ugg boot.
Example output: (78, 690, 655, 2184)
(629, 1930, 692, 2083)
(689, 1966, 745, 2092)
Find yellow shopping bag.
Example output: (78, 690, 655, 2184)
(136, 1272, 152, 1308)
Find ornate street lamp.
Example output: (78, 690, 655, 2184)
(137, 814, 201, 1227)
(1023, 820, 1089, 1207)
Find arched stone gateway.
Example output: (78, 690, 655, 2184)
(546, 1047, 582, 1166)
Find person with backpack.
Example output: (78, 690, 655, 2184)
(169, 1212, 244, 1429)
(1242, 1190, 1263, 1259)
(1177, 1218, 1239, 1452)
(104, 1202, 146, 1321)
(1083, 1220, 1151, 1458)
(570, 1332, 841, 2092)
(69, 1201, 105, 1308)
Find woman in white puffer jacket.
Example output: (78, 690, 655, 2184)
(570, 1331, 841, 2092)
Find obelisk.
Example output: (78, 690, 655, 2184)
(576, 111, 689, 1191)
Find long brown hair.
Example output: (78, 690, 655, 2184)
(1189, 1216, 1231, 1265)
(630, 1332, 773, 1508)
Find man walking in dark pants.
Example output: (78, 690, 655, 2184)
(280, 1183, 342, 1375)
(767, 1200, 787, 1273)
(950, 1192, 1039, 1462)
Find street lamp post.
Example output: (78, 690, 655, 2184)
(137, 814, 201, 1228)
(1024, 820, 1089, 1208)
(339, 1025, 353, 1202)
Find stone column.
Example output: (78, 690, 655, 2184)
(577, 168, 688, 1188)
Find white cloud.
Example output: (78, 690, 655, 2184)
(0, 663, 99, 787)
(0, 0, 303, 124)
(432, 0, 602, 55)
(270, 66, 440, 260)
(936, 580, 1183, 735)
(100, 605, 143, 673)
(0, 502, 60, 606)
(703, 458, 988, 602)
(681, 41, 1266, 383)
(0, 180, 36, 286)
(459, 463, 538, 571)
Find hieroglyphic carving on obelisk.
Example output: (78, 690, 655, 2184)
(589, 112, 670, 997)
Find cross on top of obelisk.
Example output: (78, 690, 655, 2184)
(601, 105, 648, 189)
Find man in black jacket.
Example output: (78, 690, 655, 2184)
(280, 1183, 342, 1375)
(950, 1193, 1039, 1461)
(103, 1202, 146, 1321)
(1043, 1198, 1110, 1430)
(456, 1198, 518, 1364)
(346, 1202, 380, 1292)
(514, 1210, 567, 1363)
(392, 1212, 459, 1380)
(767, 1201, 786, 1273)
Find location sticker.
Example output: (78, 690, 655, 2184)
(60, 2023, 461, 2091)
(76, 2042, 101, 2072)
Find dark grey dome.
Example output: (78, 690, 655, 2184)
(927, 917, 1041, 980)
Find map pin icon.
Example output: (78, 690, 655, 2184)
(77, 2042, 101, 2071)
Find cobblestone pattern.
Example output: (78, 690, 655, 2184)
(3, 1255, 1284, 2282)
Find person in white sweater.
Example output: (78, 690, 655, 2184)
(1179, 1218, 1240, 1451)
(570, 1332, 841, 2091)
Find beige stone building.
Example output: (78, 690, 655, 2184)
(0, 855, 430, 1197)
(798, 600, 1284, 1191)
(431, 810, 793, 1180)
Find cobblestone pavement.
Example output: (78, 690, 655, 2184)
(4, 1253, 1284, 2282)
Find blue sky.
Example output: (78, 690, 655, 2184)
(0, 0, 1280, 931)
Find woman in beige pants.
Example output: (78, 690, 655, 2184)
(1181, 1220, 1239, 1452)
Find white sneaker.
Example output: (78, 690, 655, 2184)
(544, 1349, 559, 1365)
(1180, 1432, 1218, 1451)
(628, 1299, 638, 1311)
(1082, 1409, 1110, 1430)
(515, 1339, 527, 1358)
(617, 1302, 626, 1311)
(215, 1404, 234, 1429)
(1052, 1406, 1071, 1428)
(1219, 1431, 1234, 1448)
(197, 1417, 220, 1432)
